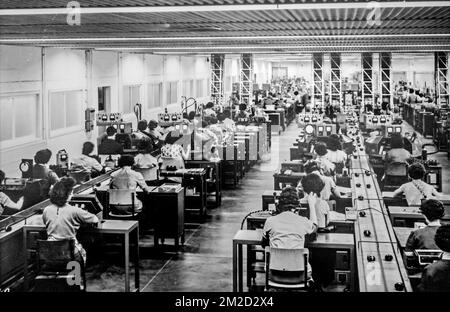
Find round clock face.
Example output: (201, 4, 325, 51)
(305, 124, 314, 135)
(20, 161, 30, 172)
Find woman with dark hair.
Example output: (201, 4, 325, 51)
(72, 142, 104, 174)
(385, 133, 411, 176)
(134, 140, 158, 185)
(42, 177, 98, 263)
(299, 173, 330, 229)
(110, 155, 151, 214)
(392, 163, 440, 206)
(325, 136, 347, 166)
(263, 186, 318, 249)
(32, 149, 60, 185)
(417, 224, 450, 292)
(204, 102, 216, 118)
(314, 142, 335, 176)
(0, 170, 23, 215)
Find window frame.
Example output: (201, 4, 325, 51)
(147, 82, 162, 109)
(49, 89, 85, 138)
(122, 84, 141, 114)
(0, 91, 41, 149)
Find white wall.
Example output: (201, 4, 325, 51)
(0, 45, 212, 176)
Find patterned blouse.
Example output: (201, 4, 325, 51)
(161, 144, 185, 159)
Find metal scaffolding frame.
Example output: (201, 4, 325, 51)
(435, 52, 449, 106)
(210, 54, 225, 106)
(362, 52, 375, 109)
(330, 53, 342, 107)
(239, 53, 253, 105)
(379, 52, 393, 108)
(312, 53, 325, 108)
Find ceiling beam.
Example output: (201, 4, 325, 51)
(1, 1, 450, 16)
(1, 33, 449, 43)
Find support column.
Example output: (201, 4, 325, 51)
(210, 54, 225, 106)
(239, 53, 253, 106)
(435, 52, 449, 106)
(379, 52, 393, 108)
(362, 53, 375, 110)
(312, 53, 325, 108)
(330, 53, 342, 107)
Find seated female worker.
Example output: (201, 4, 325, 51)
(134, 140, 159, 186)
(392, 163, 440, 206)
(110, 155, 151, 215)
(0, 170, 23, 216)
(299, 173, 331, 231)
(405, 199, 445, 251)
(262, 186, 318, 286)
(42, 177, 99, 264)
(71, 142, 104, 176)
(384, 133, 411, 176)
(159, 131, 191, 183)
(417, 224, 450, 292)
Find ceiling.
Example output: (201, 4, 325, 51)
(0, 0, 449, 54)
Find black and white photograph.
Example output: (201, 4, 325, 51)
(0, 0, 449, 305)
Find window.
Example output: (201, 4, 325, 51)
(196, 79, 205, 97)
(49, 90, 83, 135)
(147, 82, 162, 109)
(123, 85, 140, 113)
(182, 79, 194, 97)
(0, 93, 40, 146)
(165, 81, 178, 104)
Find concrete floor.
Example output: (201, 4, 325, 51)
(84, 121, 450, 292)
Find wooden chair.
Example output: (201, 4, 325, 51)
(107, 189, 138, 219)
(34, 239, 86, 292)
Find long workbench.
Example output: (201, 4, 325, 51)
(349, 127, 412, 292)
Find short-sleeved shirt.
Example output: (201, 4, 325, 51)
(71, 155, 103, 172)
(42, 204, 99, 242)
(300, 196, 330, 228)
(396, 180, 438, 206)
(263, 211, 315, 249)
(325, 150, 347, 164)
(0, 192, 15, 215)
(405, 225, 440, 251)
(316, 156, 335, 176)
(134, 153, 158, 181)
(110, 167, 149, 191)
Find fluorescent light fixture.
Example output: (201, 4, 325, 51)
(1, 34, 449, 43)
(86, 44, 450, 50)
(0, 1, 449, 15)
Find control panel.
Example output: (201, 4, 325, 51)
(158, 112, 183, 127)
(298, 114, 323, 124)
(96, 112, 122, 125)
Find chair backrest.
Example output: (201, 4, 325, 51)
(160, 156, 184, 170)
(108, 189, 135, 206)
(414, 249, 443, 266)
(268, 247, 309, 272)
(36, 239, 75, 273)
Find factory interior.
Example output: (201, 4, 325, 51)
(0, 0, 450, 295)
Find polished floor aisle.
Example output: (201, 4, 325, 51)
(85, 122, 450, 292)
